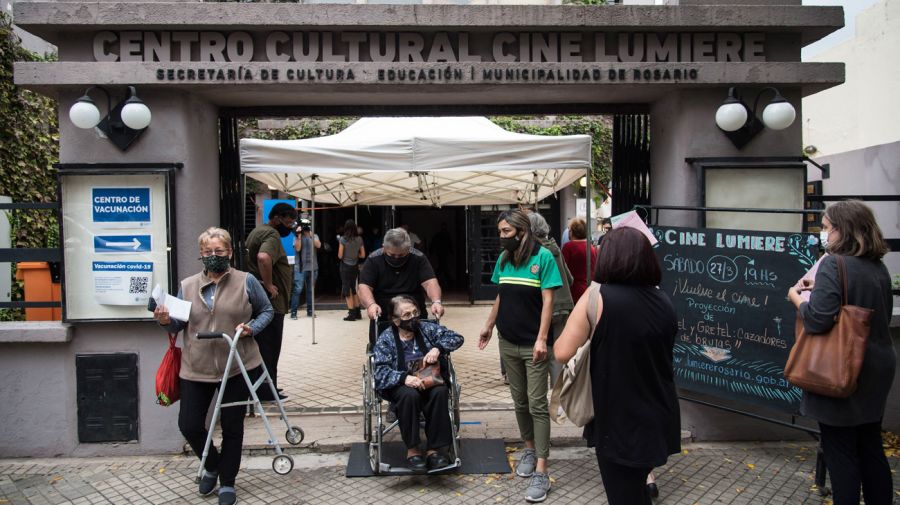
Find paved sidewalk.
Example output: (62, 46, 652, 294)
(275, 305, 513, 413)
(3, 442, 895, 504)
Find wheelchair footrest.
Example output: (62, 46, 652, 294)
(427, 459, 461, 475)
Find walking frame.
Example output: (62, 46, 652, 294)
(195, 329, 305, 479)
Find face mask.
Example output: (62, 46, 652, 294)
(385, 254, 409, 269)
(819, 230, 830, 250)
(275, 223, 293, 237)
(201, 255, 230, 273)
(500, 236, 520, 253)
(396, 316, 419, 332)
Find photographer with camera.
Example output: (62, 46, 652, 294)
(290, 218, 320, 320)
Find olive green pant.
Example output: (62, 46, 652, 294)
(498, 336, 551, 460)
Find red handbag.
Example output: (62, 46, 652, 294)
(155, 333, 182, 406)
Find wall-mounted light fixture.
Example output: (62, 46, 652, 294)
(715, 87, 796, 149)
(68, 86, 151, 151)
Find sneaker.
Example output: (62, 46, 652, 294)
(515, 448, 536, 477)
(218, 487, 237, 505)
(289, 313, 297, 320)
(524, 472, 551, 503)
(198, 471, 217, 496)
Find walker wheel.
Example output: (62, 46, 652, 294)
(286, 426, 305, 445)
(272, 454, 294, 475)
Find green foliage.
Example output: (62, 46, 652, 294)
(240, 118, 354, 141)
(0, 13, 59, 248)
(1, 12, 60, 319)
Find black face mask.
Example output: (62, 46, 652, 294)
(385, 254, 409, 269)
(500, 236, 521, 253)
(275, 223, 293, 237)
(397, 316, 419, 332)
(200, 255, 230, 273)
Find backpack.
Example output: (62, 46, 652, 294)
(549, 283, 602, 427)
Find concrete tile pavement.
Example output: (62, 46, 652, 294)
(3, 442, 896, 504)
(274, 305, 513, 413)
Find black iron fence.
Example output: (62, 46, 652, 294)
(0, 201, 62, 310)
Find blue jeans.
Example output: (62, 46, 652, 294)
(290, 269, 318, 316)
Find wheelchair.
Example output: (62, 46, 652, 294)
(362, 319, 462, 475)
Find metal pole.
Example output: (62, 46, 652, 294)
(311, 181, 317, 345)
(585, 165, 592, 279)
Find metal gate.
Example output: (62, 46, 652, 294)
(219, 114, 245, 269)
(611, 114, 651, 215)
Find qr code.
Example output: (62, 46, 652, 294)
(129, 276, 149, 294)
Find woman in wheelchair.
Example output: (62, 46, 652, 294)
(373, 294, 464, 473)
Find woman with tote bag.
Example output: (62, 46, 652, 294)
(787, 200, 894, 505)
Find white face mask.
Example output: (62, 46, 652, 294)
(819, 229, 829, 249)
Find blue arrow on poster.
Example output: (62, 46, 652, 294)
(94, 235, 152, 253)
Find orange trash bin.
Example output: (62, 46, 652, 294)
(15, 262, 62, 321)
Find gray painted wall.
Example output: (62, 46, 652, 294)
(806, 140, 900, 278)
(0, 91, 219, 458)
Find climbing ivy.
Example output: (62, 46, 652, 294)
(0, 12, 59, 319)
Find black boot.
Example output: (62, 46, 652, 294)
(353, 307, 362, 320)
(343, 310, 357, 321)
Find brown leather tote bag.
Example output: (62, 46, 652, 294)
(784, 255, 873, 398)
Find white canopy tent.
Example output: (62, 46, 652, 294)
(240, 116, 592, 207)
(239, 116, 594, 344)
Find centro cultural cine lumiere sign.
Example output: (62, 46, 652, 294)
(92, 30, 768, 83)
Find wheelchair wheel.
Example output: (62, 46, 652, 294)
(362, 366, 373, 442)
(368, 404, 382, 474)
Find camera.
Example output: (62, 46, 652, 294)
(295, 219, 311, 235)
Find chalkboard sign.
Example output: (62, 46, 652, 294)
(652, 226, 819, 412)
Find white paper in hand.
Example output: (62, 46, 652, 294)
(152, 284, 192, 322)
(610, 210, 658, 246)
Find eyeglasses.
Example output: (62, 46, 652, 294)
(396, 309, 420, 319)
(200, 249, 230, 257)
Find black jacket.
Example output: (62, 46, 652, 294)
(798, 254, 896, 426)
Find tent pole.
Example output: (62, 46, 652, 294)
(585, 165, 592, 279)
(311, 181, 317, 345)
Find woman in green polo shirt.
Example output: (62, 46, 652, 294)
(479, 209, 562, 503)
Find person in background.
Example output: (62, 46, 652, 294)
(527, 211, 574, 387)
(594, 219, 612, 246)
(479, 209, 561, 503)
(561, 217, 597, 302)
(372, 295, 464, 473)
(245, 202, 296, 400)
(290, 219, 320, 319)
(338, 219, 366, 321)
(154, 227, 273, 505)
(788, 200, 894, 505)
(555, 227, 680, 505)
